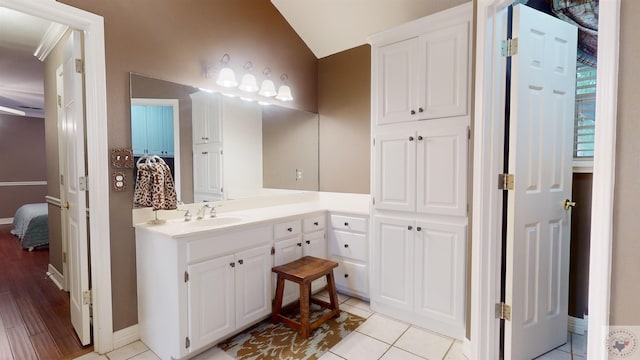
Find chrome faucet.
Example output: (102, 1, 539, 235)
(197, 203, 217, 219)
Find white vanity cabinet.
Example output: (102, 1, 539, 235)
(369, 3, 471, 340)
(327, 213, 369, 298)
(135, 225, 272, 360)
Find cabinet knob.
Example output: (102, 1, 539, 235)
(344, 274, 349, 278)
(344, 244, 349, 248)
(344, 222, 349, 227)
(411, 110, 416, 115)
(229, 262, 235, 268)
(416, 227, 422, 232)
(408, 225, 413, 230)
(238, 259, 243, 265)
(409, 136, 414, 141)
(297, 242, 302, 247)
(202, 151, 208, 155)
(418, 135, 423, 141)
(418, 107, 424, 113)
(314, 221, 319, 226)
(306, 240, 311, 245)
(287, 227, 293, 232)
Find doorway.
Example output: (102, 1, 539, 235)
(471, 0, 619, 359)
(1, 0, 114, 354)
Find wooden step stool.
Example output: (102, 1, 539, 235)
(271, 256, 340, 338)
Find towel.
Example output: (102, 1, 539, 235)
(133, 157, 177, 210)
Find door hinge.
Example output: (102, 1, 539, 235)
(63, 252, 67, 263)
(373, 137, 375, 146)
(220, 149, 224, 155)
(372, 197, 376, 206)
(467, 127, 471, 140)
(184, 271, 189, 283)
(75, 59, 84, 73)
(498, 173, 515, 191)
(220, 187, 224, 193)
(57, 95, 62, 108)
(496, 302, 511, 321)
(79, 176, 88, 191)
(501, 38, 518, 57)
(82, 290, 92, 305)
(271, 246, 275, 255)
(60, 174, 64, 185)
(185, 336, 190, 349)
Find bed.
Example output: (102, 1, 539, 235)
(11, 203, 49, 250)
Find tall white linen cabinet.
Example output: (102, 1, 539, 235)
(368, 3, 472, 340)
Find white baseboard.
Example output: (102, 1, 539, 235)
(47, 264, 65, 291)
(0, 218, 13, 225)
(113, 324, 140, 349)
(568, 315, 588, 335)
(463, 337, 471, 359)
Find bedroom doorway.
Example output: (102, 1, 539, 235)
(1, 0, 113, 354)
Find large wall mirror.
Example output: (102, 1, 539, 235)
(130, 73, 319, 204)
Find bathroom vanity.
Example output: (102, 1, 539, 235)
(134, 194, 368, 360)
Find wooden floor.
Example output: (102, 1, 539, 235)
(0, 224, 93, 360)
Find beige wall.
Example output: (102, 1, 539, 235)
(263, 106, 319, 190)
(610, 0, 640, 326)
(318, 45, 371, 194)
(57, 0, 318, 331)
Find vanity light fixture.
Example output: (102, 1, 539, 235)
(275, 74, 293, 101)
(216, 53, 238, 88)
(238, 62, 259, 93)
(258, 68, 277, 98)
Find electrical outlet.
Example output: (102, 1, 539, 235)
(112, 172, 126, 191)
(295, 168, 303, 180)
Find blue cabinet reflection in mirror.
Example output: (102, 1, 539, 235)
(131, 98, 181, 201)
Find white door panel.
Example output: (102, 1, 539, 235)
(62, 30, 91, 346)
(235, 246, 271, 329)
(377, 38, 417, 124)
(374, 131, 416, 211)
(505, 5, 576, 359)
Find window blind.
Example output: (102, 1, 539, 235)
(574, 64, 596, 158)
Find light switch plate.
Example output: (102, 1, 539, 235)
(111, 148, 134, 168)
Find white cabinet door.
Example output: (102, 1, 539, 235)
(187, 254, 234, 353)
(235, 245, 272, 329)
(273, 237, 303, 305)
(374, 130, 416, 212)
(193, 143, 223, 201)
(416, 22, 469, 119)
(372, 216, 414, 310)
(302, 231, 326, 259)
(191, 91, 221, 145)
(414, 221, 466, 338)
(416, 123, 468, 216)
(376, 38, 418, 125)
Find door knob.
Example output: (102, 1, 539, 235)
(63, 201, 70, 209)
(563, 199, 576, 211)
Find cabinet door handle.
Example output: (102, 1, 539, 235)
(229, 262, 235, 268)
(306, 240, 311, 244)
(314, 221, 319, 226)
(202, 151, 208, 155)
(344, 274, 349, 278)
(418, 136, 423, 141)
(344, 244, 349, 248)
(418, 107, 424, 113)
(297, 242, 302, 247)
(409, 136, 414, 141)
(416, 227, 422, 232)
(287, 227, 293, 232)
(238, 259, 243, 265)
(408, 225, 413, 230)
(411, 110, 416, 115)
(344, 222, 349, 227)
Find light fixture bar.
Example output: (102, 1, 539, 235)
(0, 105, 26, 116)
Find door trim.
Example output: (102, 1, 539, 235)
(471, 1, 620, 359)
(0, 0, 114, 353)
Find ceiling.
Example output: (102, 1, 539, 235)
(0, 1, 465, 118)
(270, 0, 467, 59)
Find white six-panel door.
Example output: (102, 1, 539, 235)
(505, 5, 577, 359)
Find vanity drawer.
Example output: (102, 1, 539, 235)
(329, 230, 367, 262)
(330, 214, 368, 233)
(332, 257, 369, 296)
(303, 215, 325, 233)
(274, 219, 301, 239)
(186, 226, 272, 264)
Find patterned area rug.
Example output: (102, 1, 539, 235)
(218, 304, 365, 359)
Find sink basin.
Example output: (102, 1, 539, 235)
(187, 216, 244, 227)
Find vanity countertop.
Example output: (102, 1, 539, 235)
(134, 194, 370, 239)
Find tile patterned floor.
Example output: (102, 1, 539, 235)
(73, 291, 587, 360)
